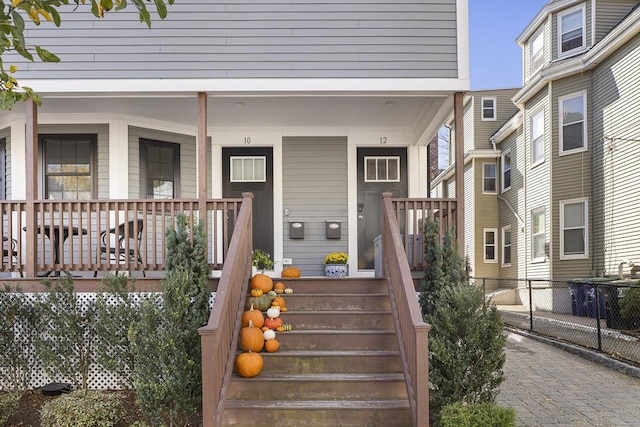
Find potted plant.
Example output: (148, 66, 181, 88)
(252, 249, 274, 273)
(323, 252, 348, 277)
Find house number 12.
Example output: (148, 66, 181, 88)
(379, 137, 388, 144)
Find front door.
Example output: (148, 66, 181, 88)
(357, 147, 408, 269)
(222, 147, 274, 257)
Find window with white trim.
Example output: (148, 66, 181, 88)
(558, 5, 585, 56)
(141, 139, 180, 199)
(502, 226, 512, 267)
(530, 30, 545, 74)
(531, 110, 545, 165)
(559, 92, 587, 154)
(501, 150, 511, 192)
(481, 97, 496, 121)
(42, 134, 96, 200)
(364, 156, 400, 182)
(531, 208, 546, 261)
(484, 229, 497, 263)
(230, 156, 266, 182)
(482, 163, 497, 193)
(560, 198, 588, 259)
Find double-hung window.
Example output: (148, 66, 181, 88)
(531, 110, 545, 165)
(482, 163, 497, 193)
(501, 150, 511, 192)
(502, 226, 512, 267)
(140, 139, 180, 199)
(481, 97, 496, 121)
(560, 198, 588, 259)
(42, 134, 96, 200)
(559, 92, 587, 154)
(531, 208, 546, 261)
(530, 30, 545, 74)
(558, 5, 585, 56)
(484, 229, 497, 263)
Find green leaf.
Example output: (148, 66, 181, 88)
(115, 0, 127, 11)
(11, 10, 25, 32)
(90, 0, 99, 18)
(14, 44, 33, 61)
(154, 0, 167, 19)
(139, 7, 151, 27)
(35, 46, 60, 63)
(101, 0, 114, 12)
(49, 7, 62, 27)
(0, 90, 16, 111)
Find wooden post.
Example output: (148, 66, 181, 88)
(197, 92, 208, 241)
(454, 92, 465, 256)
(25, 99, 38, 278)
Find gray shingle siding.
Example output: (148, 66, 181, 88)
(594, 0, 639, 43)
(12, 1, 459, 80)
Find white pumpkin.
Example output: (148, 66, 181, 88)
(266, 306, 281, 319)
(263, 329, 276, 340)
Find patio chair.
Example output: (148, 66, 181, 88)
(94, 219, 145, 277)
(3, 236, 23, 277)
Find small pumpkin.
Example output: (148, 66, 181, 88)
(266, 306, 281, 319)
(264, 316, 283, 330)
(272, 296, 286, 308)
(250, 273, 274, 293)
(264, 339, 280, 353)
(268, 290, 278, 298)
(242, 304, 265, 329)
(239, 320, 264, 353)
(282, 323, 293, 331)
(235, 351, 263, 378)
(273, 282, 286, 293)
(246, 294, 273, 312)
(263, 329, 276, 340)
(281, 266, 301, 278)
(280, 306, 288, 312)
(276, 326, 285, 332)
(284, 288, 293, 294)
(250, 288, 263, 297)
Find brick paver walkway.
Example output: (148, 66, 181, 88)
(497, 332, 640, 426)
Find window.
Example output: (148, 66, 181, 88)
(230, 156, 266, 182)
(501, 150, 511, 192)
(531, 110, 545, 165)
(559, 92, 587, 154)
(531, 208, 546, 261)
(481, 97, 496, 121)
(484, 229, 497, 263)
(140, 139, 180, 199)
(482, 163, 497, 193)
(502, 226, 512, 267)
(558, 5, 585, 55)
(560, 199, 588, 259)
(530, 30, 545, 74)
(42, 134, 96, 200)
(364, 156, 400, 182)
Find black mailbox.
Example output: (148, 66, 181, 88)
(326, 220, 341, 239)
(289, 221, 305, 239)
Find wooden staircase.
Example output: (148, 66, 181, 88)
(222, 277, 413, 427)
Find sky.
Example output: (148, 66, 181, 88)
(469, 0, 550, 90)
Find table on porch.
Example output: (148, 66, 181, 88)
(24, 224, 88, 277)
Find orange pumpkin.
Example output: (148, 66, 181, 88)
(272, 296, 286, 308)
(273, 282, 286, 293)
(235, 351, 263, 378)
(250, 288, 263, 297)
(242, 304, 265, 329)
(250, 273, 274, 293)
(264, 339, 280, 353)
(264, 317, 283, 330)
(239, 320, 265, 352)
(281, 266, 301, 278)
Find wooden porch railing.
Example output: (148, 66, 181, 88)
(382, 193, 459, 427)
(199, 193, 253, 427)
(0, 198, 244, 278)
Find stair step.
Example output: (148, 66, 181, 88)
(279, 310, 394, 330)
(280, 294, 391, 311)
(227, 373, 407, 400)
(222, 399, 413, 427)
(262, 350, 403, 374)
(277, 329, 398, 351)
(273, 278, 388, 295)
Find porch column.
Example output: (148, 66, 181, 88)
(25, 99, 38, 278)
(454, 91, 465, 256)
(197, 92, 208, 228)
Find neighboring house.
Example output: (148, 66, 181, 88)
(430, 88, 519, 283)
(435, 0, 640, 284)
(0, 1, 470, 278)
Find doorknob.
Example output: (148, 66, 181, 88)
(358, 215, 364, 220)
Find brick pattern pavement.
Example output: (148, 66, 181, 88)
(497, 333, 640, 426)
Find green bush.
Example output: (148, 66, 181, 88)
(0, 392, 20, 427)
(619, 286, 640, 329)
(438, 402, 516, 427)
(40, 390, 124, 427)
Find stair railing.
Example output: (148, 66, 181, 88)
(199, 192, 254, 427)
(381, 192, 430, 427)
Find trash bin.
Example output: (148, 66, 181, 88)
(602, 285, 626, 329)
(585, 284, 605, 319)
(568, 281, 587, 316)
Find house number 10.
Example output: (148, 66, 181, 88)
(244, 137, 252, 144)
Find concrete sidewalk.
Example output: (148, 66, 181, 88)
(497, 333, 640, 426)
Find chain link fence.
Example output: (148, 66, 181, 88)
(473, 277, 640, 366)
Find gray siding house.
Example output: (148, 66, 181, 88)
(0, 1, 470, 278)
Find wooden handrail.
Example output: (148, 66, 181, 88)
(199, 192, 253, 427)
(382, 192, 431, 427)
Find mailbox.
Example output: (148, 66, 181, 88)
(289, 221, 305, 239)
(326, 220, 342, 239)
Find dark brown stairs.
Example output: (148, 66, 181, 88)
(222, 278, 413, 427)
